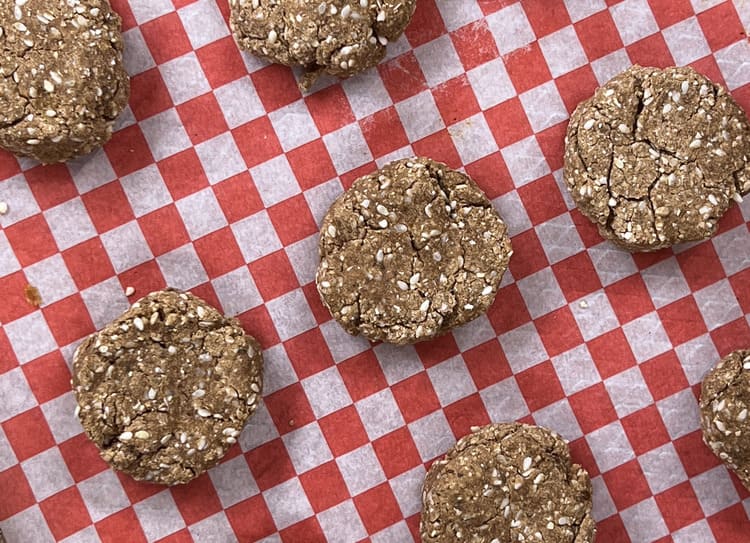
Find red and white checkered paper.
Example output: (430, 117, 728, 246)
(1, 0, 749, 541)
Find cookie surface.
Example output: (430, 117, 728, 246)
(564, 65, 750, 251)
(700, 349, 750, 491)
(316, 157, 512, 345)
(72, 290, 263, 485)
(0, 0, 129, 163)
(229, 0, 415, 90)
(421, 424, 596, 543)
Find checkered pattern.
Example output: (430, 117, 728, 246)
(1, 1, 749, 541)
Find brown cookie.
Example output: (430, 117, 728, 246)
(72, 289, 263, 485)
(229, 0, 416, 91)
(564, 65, 750, 251)
(421, 424, 596, 543)
(0, 0, 130, 163)
(700, 349, 750, 491)
(316, 157, 512, 345)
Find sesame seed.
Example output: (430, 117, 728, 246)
(376, 204, 389, 215)
(192, 389, 205, 398)
(133, 317, 144, 331)
(135, 430, 150, 439)
(119, 431, 133, 441)
(267, 29, 277, 44)
(583, 119, 595, 130)
(197, 408, 212, 417)
(341, 4, 351, 17)
(124, 286, 135, 296)
(0, 201, 7, 215)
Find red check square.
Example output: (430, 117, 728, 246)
(40, 486, 92, 541)
(2, 407, 56, 462)
(299, 461, 350, 513)
(320, 406, 369, 457)
(373, 428, 422, 478)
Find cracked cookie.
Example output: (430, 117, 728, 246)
(229, 0, 416, 91)
(0, 0, 129, 163)
(72, 289, 264, 485)
(316, 157, 513, 345)
(564, 65, 750, 251)
(700, 349, 750, 491)
(421, 423, 596, 543)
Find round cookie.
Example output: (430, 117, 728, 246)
(229, 0, 416, 91)
(72, 289, 263, 485)
(316, 157, 512, 345)
(564, 65, 750, 251)
(700, 349, 750, 491)
(421, 424, 596, 543)
(0, 0, 129, 163)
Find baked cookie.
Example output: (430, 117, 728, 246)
(0, 0, 129, 163)
(229, 0, 416, 91)
(316, 158, 512, 345)
(421, 424, 596, 543)
(564, 65, 750, 251)
(700, 349, 750, 491)
(72, 289, 263, 485)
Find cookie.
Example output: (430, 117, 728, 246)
(229, 0, 416, 91)
(700, 349, 750, 491)
(564, 65, 750, 251)
(421, 424, 596, 543)
(0, 0, 129, 163)
(316, 158, 512, 345)
(72, 289, 263, 485)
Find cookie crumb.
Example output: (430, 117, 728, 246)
(24, 284, 42, 308)
(579, 300, 589, 309)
